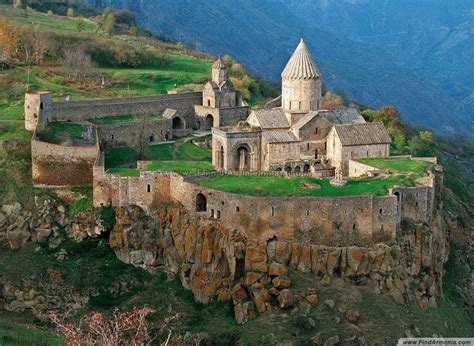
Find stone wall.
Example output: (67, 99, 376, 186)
(50, 93, 202, 123)
(348, 160, 381, 178)
(97, 119, 172, 149)
(31, 130, 100, 186)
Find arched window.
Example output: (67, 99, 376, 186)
(149, 135, 154, 142)
(196, 193, 207, 212)
(147, 184, 151, 193)
(271, 206, 275, 217)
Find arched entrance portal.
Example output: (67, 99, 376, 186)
(204, 114, 214, 130)
(196, 193, 207, 212)
(234, 145, 250, 171)
(172, 116, 184, 129)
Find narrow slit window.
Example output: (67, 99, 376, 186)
(147, 184, 151, 193)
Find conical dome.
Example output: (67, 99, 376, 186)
(281, 39, 320, 80)
(212, 58, 226, 69)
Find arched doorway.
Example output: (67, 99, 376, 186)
(172, 117, 183, 129)
(149, 135, 154, 143)
(285, 166, 292, 173)
(303, 164, 310, 173)
(196, 193, 207, 212)
(205, 114, 214, 130)
(295, 166, 301, 173)
(234, 145, 250, 171)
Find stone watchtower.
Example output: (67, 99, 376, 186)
(24, 91, 53, 131)
(281, 38, 322, 125)
(211, 58, 226, 84)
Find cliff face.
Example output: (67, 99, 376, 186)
(109, 196, 448, 313)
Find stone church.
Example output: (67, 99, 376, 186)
(211, 38, 391, 175)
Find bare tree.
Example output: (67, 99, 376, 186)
(61, 46, 97, 85)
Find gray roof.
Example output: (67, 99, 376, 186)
(334, 122, 391, 146)
(262, 130, 299, 143)
(292, 111, 319, 130)
(252, 109, 289, 129)
(163, 108, 178, 119)
(325, 108, 366, 125)
(281, 38, 321, 80)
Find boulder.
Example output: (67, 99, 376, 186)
(234, 301, 255, 325)
(278, 289, 294, 308)
(306, 294, 319, 305)
(268, 262, 288, 277)
(345, 309, 360, 323)
(272, 276, 291, 289)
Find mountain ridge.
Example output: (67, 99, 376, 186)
(86, 0, 473, 137)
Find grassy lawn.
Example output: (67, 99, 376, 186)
(358, 158, 432, 177)
(105, 139, 212, 168)
(199, 174, 418, 197)
(90, 114, 163, 125)
(144, 160, 215, 175)
(35, 122, 89, 145)
(0, 5, 97, 34)
(106, 168, 140, 177)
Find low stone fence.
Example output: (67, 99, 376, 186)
(348, 160, 381, 178)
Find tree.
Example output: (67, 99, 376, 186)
(66, 7, 75, 17)
(12, 0, 26, 9)
(408, 131, 437, 157)
(322, 91, 343, 109)
(61, 46, 97, 84)
(102, 12, 115, 36)
(50, 307, 154, 345)
(222, 54, 234, 68)
(75, 18, 85, 32)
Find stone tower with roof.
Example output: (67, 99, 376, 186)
(211, 58, 226, 85)
(281, 38, 322, 125)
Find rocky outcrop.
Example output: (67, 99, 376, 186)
(0, 269, 94, 320)
(110, 201, 448, 321)
(0, 197, 105, 249)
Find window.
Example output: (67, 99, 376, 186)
(271, 206, 275, 217)
(40, 102, 43, 110)
(236, 206, 240, 212)
(307, 143, 310, 151)
(111, 134, 114, 140)
(298, 101, 301, 110)
(366, 150, 369, 156)
(379, 208, 383, 214)
(147, 184, 151, 193)
(314, 127, 319, 135)
(217, 210, 221, 218)
(306, 210, 310, 216)
(207, 99, 211, 107)
(196, 193, 207, 212)
(353, 223, 356, 230)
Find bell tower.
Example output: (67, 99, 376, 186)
(212, 58, 226, 85)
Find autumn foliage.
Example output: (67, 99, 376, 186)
(49, 307, 154, 345)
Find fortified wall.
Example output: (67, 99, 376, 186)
(25, 92, 203, 131)
(93, 158, 440, 247)
(31, 128, 100, 186)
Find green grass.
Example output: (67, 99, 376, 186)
(105, 139, 212, 168)
(199, 175, 418, 197)
(0, 5, 97, 34)
(144, 160, 215, 175)
(89, 114, 163, 125)
(0, 312, 62, 346)
(106, 168, 140, 177)
(358, 158, 432, 177)
(35, 122, 88, 145)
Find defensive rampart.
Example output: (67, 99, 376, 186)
(31, 129, 100, 186)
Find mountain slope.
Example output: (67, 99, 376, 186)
(87, 0, 473, 137)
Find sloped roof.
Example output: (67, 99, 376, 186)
(334, 122, 391, 146)
(251, 109, 289, 129)
(163, 108, 178, 119)
(212, 58, 226, 69)
(281, 38, 321, 80)
(292, 111, 319, 130)
(262, 130, 299, 143)
(325, 108, 366, 125)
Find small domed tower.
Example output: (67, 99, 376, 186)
(281, 38, 322, 125)
(212, 58, 226, 85)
